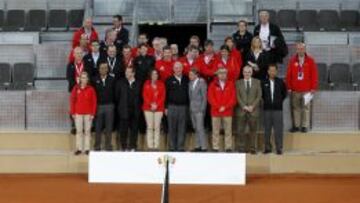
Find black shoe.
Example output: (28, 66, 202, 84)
(70, 128, 76, 135)
(74, 150, 82, 156)
(201, 149, 208, 152)
(225, 149, 233, 153)
(301, 127, 308, 133)
(238, 149, 246, 153)
(250, 150, 257, 155)
(192, 147, 201, 152)
(212, 149, 219, 152)
(263, 149, 272, 154)
(276, 150, 283, 155)
(85, 150, 90, 155)
(289, 127, 300, 133)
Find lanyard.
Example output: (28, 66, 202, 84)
(75, 62, 84, 76)
(108, 57, 116, 71)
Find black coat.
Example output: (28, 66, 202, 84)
(83, 52, 104, 77)
(245, 50, 271, 80)
(254, 23, 288, 63)
(92, 74, 116, 105)
(165, 75, 189, 107)
(66, 61, 93, 92)
(261, 77, 287, 111)
(99, 41, 123, 58)
(232, 30, 253, 61)
(98, 56, 125, 81)
(115, 78, 142, 119)
(133, 54, 156, 84)
(114, 27, 129, 51)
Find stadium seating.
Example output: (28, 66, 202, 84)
(25, 9, 47, 31)
(48, 9, 68, 31)
(0, 63, 11, 89)
(329, 63, 352, 90)
(298, 10, 318, 31)
(318, 10, 340, 31)
(277, 9, 297, 29)
(340, 10, 360, 31)
(12, 63, 34, 89)
(4, 10, 26, 31)
(316, 63, 328, 90)
(351, 63, 360, 90)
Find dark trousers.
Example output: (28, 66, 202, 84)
(94, 104, 114, 151)
(263, 110, 284, 152)
(167, 105, 187, 151)
(118, 108, 139, 150)
(237, 114, 258, 152)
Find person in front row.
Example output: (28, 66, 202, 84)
(165, 62, 189, 152)
(262, 64, 287, 155)
(142, 70, 166, 151)
(236, 66, 262, 154)
(208, 68, 237, 152)
(93, 63, 116, 151)
(70, 72, 97, 155)
(115, 67, 142, 151)
(286, 42, 318, 133)
(188, 68, 208, 152)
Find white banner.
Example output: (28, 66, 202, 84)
(89, 152, 246, 185)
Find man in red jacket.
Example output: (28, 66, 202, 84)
(131, 33, 155, 57)
(179, 45, 201, 76)
(212, 45, 241, 83)
(72, 18, 99, 48)
(286, 42, 318, 133)
(208, 68, 237, 152)
(155, 46, 174, 81)
(198, 40, 216, 83)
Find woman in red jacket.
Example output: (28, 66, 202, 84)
(70, 72, 97, 155)
(142, 69, 166, 150)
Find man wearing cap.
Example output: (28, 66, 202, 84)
(208, 68, 237, 152)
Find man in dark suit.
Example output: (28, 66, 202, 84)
(115, 67, 142, 151)
(165, 61, 189, 151)
(99, 45, 124, 81)
(84, 41, 103, 77)
(254, 10, 288, 63)
(93, 63, 116, 151)
(262, 64, 287, 155)
(233, 20, 253, 62)
(112, 15, 129, 51)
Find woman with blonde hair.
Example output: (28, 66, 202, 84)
(245, 36, 270, 80)
(70, 71, 97, 155)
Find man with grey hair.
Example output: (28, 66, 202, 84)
(72, 17, 99, 48)
(254, 10, 287, 63)
(165, 61, 189, 151)
(236, 65, 262, 154)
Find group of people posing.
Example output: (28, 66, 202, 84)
(67, 11, 318, 156)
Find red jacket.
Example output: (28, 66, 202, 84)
(155, 59, 174, 81)
(212, 56, 241, 82)
(70, 85, 97, 116)
(142, 80, 166, 112)
(131, 46, 155, 58)
(286, 54, 318, 92)
(72, 27, 99, 48)
(230, 48, 243, 68)
(208, 79, 237, 117)
(178, 56, 202, 76)
(198, 53, 216, 82)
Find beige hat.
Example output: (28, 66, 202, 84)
(215, 67, 228, 75)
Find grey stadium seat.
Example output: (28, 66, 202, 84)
(48, 10, 67, 31)
(4, 10, 25, 31)
(68, 9, 84, 29)
(318, 10, 340, 31)
(340, 10, 360, 31)
(0, 63, 11, 89)
(317, 63, 328, 90)
(0, 10, 4, 30)
(351, 63, 360, 90)
(277, 10, 297, 29)
(329, 63, 351, 91)
(298, 10, 319, 31)
(25, 10, 46, 31)
(12, 63, 34, 89)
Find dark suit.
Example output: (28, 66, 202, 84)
(115, 78, 141, 150)
(114, 27, 129, 51)
(254, 23, 288, 63)
(233, 30, 253, 62)
(83, 52, 104, 77)
(66, 61, 92, 92)
(133, 54, 156, 85)
(245, 50, 271, 80)
(93, 75, 116, 151)
(261, 77, 287, 152)
(98, 56, 125, 81)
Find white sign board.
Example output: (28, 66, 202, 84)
(89, 152, 246, 185)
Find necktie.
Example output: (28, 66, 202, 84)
(246, 80, 250, 95)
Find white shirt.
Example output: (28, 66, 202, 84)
(128, 78, 135, 87)
(259, 23, 270, 50)
(244, 78, 252, 89)
(270, 79, 275, 102)
(221, 57, 228, 65)
(92, 52, 100, 66)
(219, 80, 225, 90)
(175, 75, 182, 84)
(192, 78, 199, 90)
(298, 56, 305, 67)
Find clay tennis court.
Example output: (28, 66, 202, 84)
(1, 174, 359, 203)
